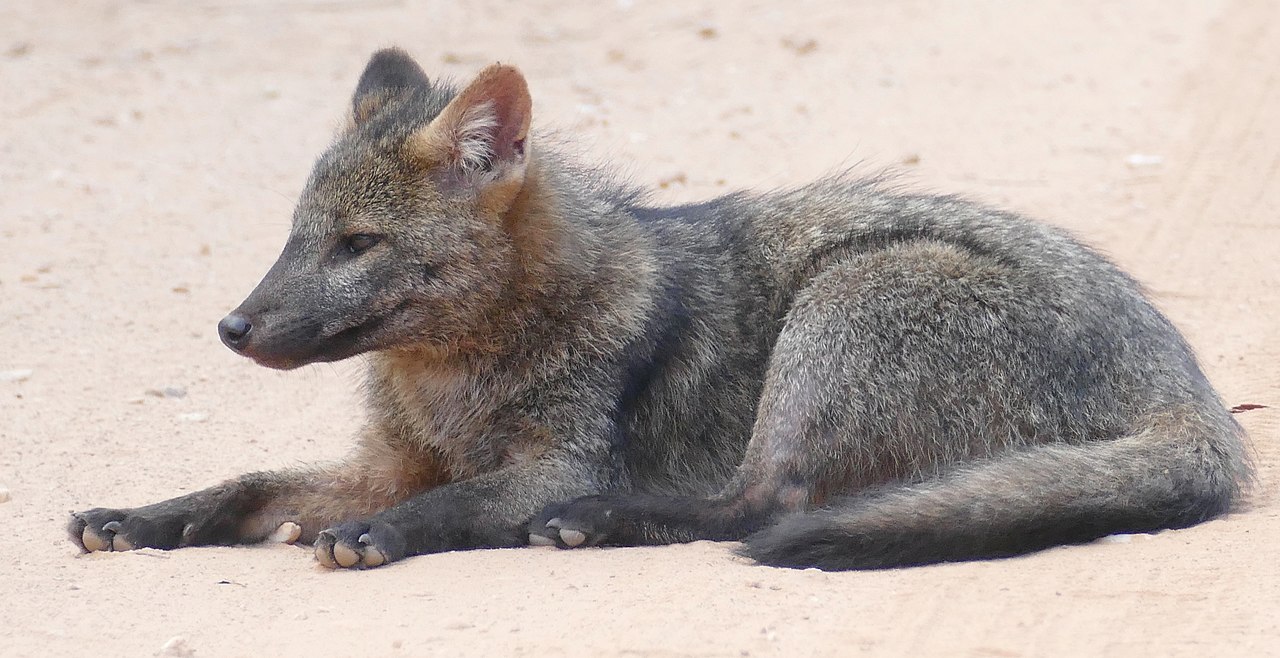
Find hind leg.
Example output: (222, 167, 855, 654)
(529, 241, 1017, 549)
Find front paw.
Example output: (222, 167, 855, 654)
(314, 520, 406, 570)
(527, 495, 625, 549)
(68, 508, 188, 553)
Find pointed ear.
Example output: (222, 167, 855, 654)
(351, 48, 431, 126)
(406, 64, 532, 197)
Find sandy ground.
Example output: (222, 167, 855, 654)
(2, 1, 1278, 656)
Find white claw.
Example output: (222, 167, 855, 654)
(103, 521, 133, 551)
(528, 533, 556, 547)
(559, 529, 588, 548)
(355, 533, 385, 566)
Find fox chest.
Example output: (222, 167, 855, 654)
(375, 364, 539, 477)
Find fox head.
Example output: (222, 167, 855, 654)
(218, 49, 536, 369)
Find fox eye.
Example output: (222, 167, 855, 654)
(343, 234, 381, 255)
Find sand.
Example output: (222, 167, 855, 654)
(2, 1, 1277, 656)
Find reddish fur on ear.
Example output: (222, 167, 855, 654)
(408, 64, 532, 179)
(461, 64, 531, 166)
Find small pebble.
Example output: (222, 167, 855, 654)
(0, 369, 32, 383)
(159, 636, 194, 657)
(0, 486, 10, 503)
(146, 386, 187, 399)
(1124, 153, 1163, 167)
(177, 412, 208, 423)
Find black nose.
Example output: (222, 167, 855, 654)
(218, 313, 253, 350)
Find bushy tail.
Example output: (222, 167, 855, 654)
(741, 408, 1250, 570)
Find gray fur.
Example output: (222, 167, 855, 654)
(69, 49, 1250, 571)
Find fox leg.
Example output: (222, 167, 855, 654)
(311, 450, 607, 569)
(69, 434, 450, 553)
(526, 323, 853, 549)
(528, 243, 1035, 549)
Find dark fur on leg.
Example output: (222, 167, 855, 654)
(528, 492, 783, 548)
(69, 474, 290, 552)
